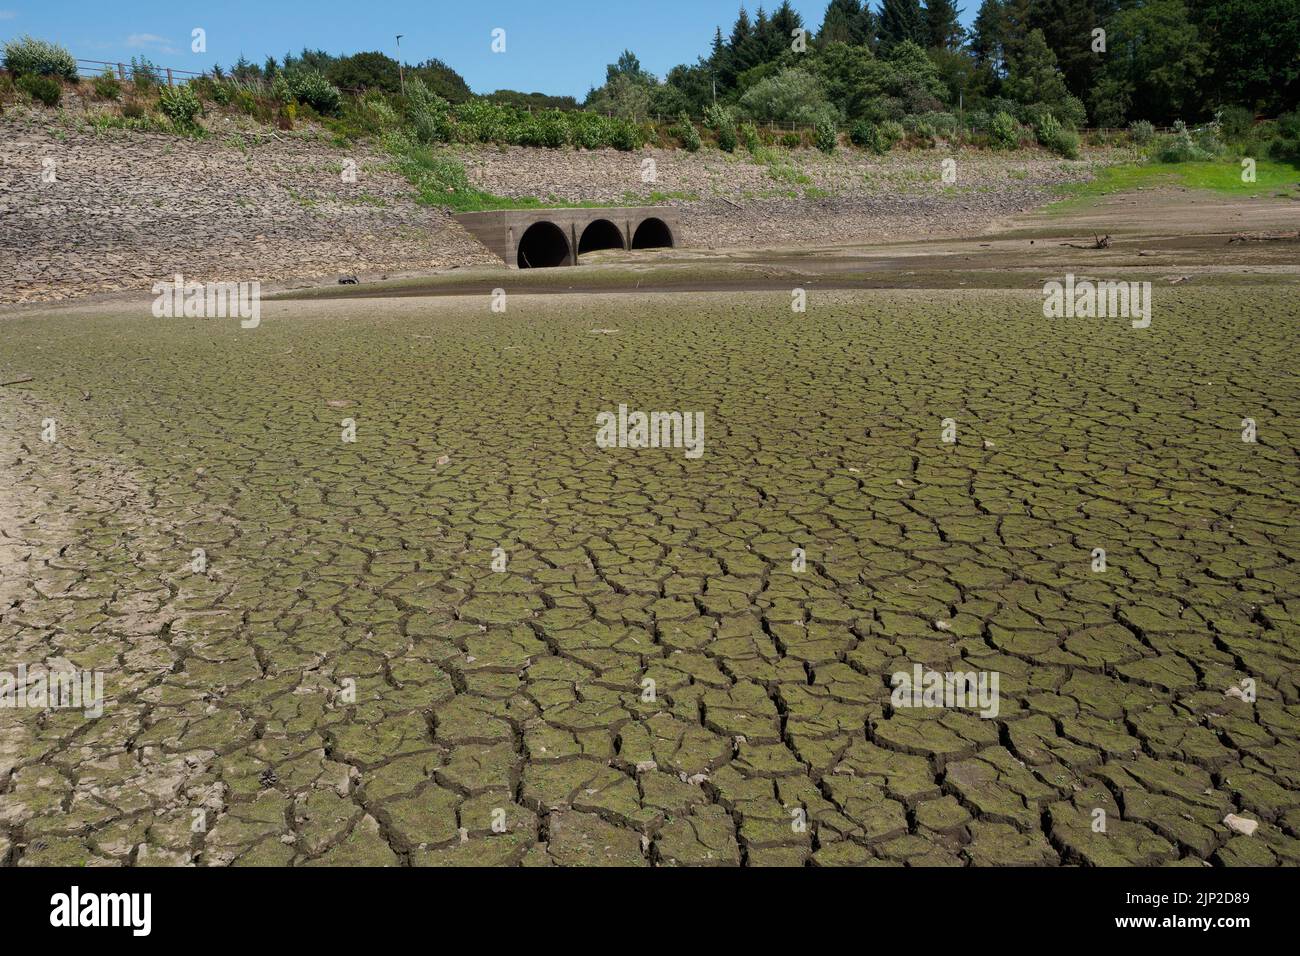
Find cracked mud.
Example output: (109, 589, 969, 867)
(1, 285, 1297, 866)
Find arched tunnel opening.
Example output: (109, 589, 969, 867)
(631, 217, 674, 250)
(578, 219, 625, 256)
(516, 221, 571, 268)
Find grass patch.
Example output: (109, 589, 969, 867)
(1051, 158, 1300, 212)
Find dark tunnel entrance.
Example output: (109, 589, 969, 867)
(516, 221, 571, 268)
(631, 217, 674, 250)
(578, 219, 625, 256)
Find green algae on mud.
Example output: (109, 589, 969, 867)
(1, 286, 1298, 866)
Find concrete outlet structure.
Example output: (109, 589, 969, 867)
(454, 207, 680, 269)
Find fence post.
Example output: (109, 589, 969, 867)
(117, 62, 126, 81)
(166, 68, 174, 87)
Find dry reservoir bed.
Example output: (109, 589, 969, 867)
(0, 287, 1297, 866)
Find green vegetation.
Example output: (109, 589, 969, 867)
(159, 83, 203, 129)
(988, 111, 1020, 150)
(17, 74, 62, 107)
(2, 35, 77, 80)
(814, 119, 839, 153)
(92, 68, 122, 100)
(1051, 157, 1300, 212)
(13, 0, 1293, 164)
(1033, 112, 1079, 159)
(673, 112, 702, 151)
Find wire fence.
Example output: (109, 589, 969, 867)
(74, 58, 205, 86)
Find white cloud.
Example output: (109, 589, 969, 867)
(126, 33, 179, 55)
(0, 11, 18, 20)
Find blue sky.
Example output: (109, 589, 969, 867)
(0, 2, 978, 98)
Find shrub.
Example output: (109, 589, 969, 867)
(1128, 120, 1155, 146)
(1194, 123, 1224, 157)
(0, 74, 15, 109)
(1033, 113, 1079, 158)
(704, 104, 738, 151)
(270, 73, 294, 106)
(516, 110, 569, 148)
(206, 80, 233, 106)
(920, 111, 959, 139)
(989, 111, 1020, 150)
(403, 78, 452, 143)
(568, 111, 613, 150)
(674, 113, 701, 152)
(287, 70, 341, 115)
(160, 83, 202, 128)
(716, 123, 737, 152)
(18, 73, 62, 107)
(92, 68, 122, 100)
(781, 131, 801, 149)
(608, 117, 641, 151)
(904, 115, 938, 148)
(233, 89, 258, 115)
(814, 119, 838, 154)
(130, 56, 160, 89)
(2, 35, 77, 80)
(1217, 106, 1253, 144)
(1267, 111, 1300, 164)
(1156, 121, 1211, 163)
(737, 67, 837, 128)
(452, 99, 514, 143)
(121, 98, 147, 119)
(878, 120, 905, 150)
(739, 122, 761, 153)
(850, 120, 888, 154)
(1055, 95, 1087, 131)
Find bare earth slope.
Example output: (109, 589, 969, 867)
(1, 107, 1118, 304)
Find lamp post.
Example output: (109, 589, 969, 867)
(396, 35, 405, 94)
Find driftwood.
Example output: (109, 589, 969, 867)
(1061, 233, 1112, 250)
(0, 376, 34, 387)
(1228, 231, 1300, 243)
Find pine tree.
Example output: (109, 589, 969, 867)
(923, 0, 965, 50)
(1028, 0, 1110, 102)
(817, 0, 878, 48)
(771, 1, 805, 51)
(970, 0, 1003, 69)
(879, 0, 928, 50)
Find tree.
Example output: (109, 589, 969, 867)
(326, 51, 401, 92)
(969, 0, 1005, 71)
(879, 0, 928, 50)
(1027, 0, 1113, 104)
(666, 61, 717, 112)
(607, 50, 650, 84)
(924, 0, 965, 51)
(771, 1, 805, 51)
(1092, 0, 1209, 123)
(1191, 0, 1300, 113)
(1003, 28, 1068, 106)
(585, 73, 652, 120)
(739, 67, 838, 124)
(811, 41, 877, 116)
(410, 59, 473, 103)
(817, 0, 878, 47)
(718, 6, 760, 87)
